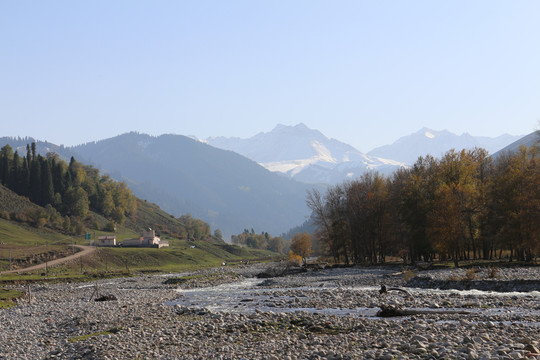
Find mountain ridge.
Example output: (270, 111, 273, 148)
(206, 123, 406, 184)
(68, 132, 314, 238)
(368, 128, 522, 165)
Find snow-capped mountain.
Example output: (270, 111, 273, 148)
(367, 128, 522, 165)
(206, 123, 406, 184)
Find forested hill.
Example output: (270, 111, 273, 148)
(0, 142, 215, 241)
(0, 142, 136, 223)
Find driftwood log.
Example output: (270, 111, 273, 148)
(379, 284, 413, 298)
(377, 305, 471, 317)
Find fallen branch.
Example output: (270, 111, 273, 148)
(379, 284, 413, 298)
(377, 305, 471, 317)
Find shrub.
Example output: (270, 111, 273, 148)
(288, 250, 302, 265)
(487, 266, 500, 279)
(103, 222, 116, 232)
(465, 267, 477, 281)
(403, 269, 416, 281)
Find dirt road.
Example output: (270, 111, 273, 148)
(0, 245, 97, 275)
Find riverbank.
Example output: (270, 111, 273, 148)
(1, 264, 540, 359)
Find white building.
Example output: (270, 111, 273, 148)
(96, 235, 116, 247)
(122, 229, 169, 248)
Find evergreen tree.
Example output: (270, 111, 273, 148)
(31, 142, 36, 161)
(29, 155, 41, 203)
(0, 144, 13, 185)
(50, 156, 66, 195)
(19, 156, 30, 197)
(10, 151, 20, 194)
(26, 144, 31, 164)
(40, 158, 54, 206)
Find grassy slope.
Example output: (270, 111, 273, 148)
(0, 184, 39, 215)
(0, 185, 280, 277)
(67, 241, 276, 274)
(0, 218, 63, 246)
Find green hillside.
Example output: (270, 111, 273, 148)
(0, 184, 40, 215)
(0, 176, 279, 278)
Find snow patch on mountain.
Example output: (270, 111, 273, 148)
(206, 123, 407, 184)
(310, 140, 338, 164)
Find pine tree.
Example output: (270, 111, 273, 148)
(19, 156, 30, 197)
(31, 142, 36, 161)
(10, 151, 20, 193)
(29, 155, 41, 203)
(0, 144, 13, 186)
(40, 158, 54, 205)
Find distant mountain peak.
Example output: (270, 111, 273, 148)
(415, 127, 452, 138)
(273, 123, 309, 131)
(206, 123, 405, 184)
(270, 123, 318, 137)
(369, 127, 522, 165)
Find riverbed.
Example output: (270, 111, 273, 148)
(1, 264, 539, 359)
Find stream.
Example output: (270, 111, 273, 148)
(166, 276, 540, 325)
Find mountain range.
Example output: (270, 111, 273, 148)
(207, 123, 406, 184)
(207, 124, 522, 184)
(368, 128, 522, 165)
(0, 125, 529, 239)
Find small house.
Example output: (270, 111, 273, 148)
(97, 235, 116, 247)
(121, 229, 169, 248)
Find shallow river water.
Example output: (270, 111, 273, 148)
(166, 275, 540, 325)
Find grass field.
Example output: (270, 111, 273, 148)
(0, 218, 68, 246)
(0, 185, 283, 285)
(61, 240, 278, 274)
(0, 238, 280, 285)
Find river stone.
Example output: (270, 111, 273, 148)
(524, 344, 540, 353)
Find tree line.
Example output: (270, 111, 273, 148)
(231, 228, 285, 254)
(0, 143, 137, 233)
(307, 146, 539, 266)
(176, 214, 211, 240)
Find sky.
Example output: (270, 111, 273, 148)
(1, 1, 539, 153)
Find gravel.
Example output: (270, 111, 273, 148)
(1, 264, 539, 359)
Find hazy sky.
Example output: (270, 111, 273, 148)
(1, 1, 539, 152)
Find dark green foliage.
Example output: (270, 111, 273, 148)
(29, 155, 41, 203)
(177, 214, 210, 240)
(41, 158, 54, 206)
(0, 142, 139, 229)
(0, 145, 12, 186)
(231, 229, 285, 253)
(214, 229, 223, 240)
(63, 187, 89, 218)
